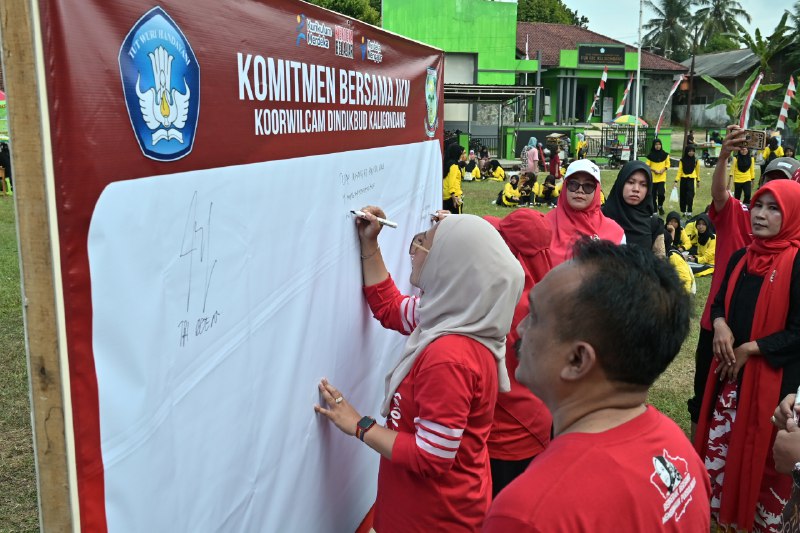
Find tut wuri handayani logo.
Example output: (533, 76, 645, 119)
(119, 7, 200, 161)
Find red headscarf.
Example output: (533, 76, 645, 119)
(695, 179, 800, 530)
(484, 210, 554, 457)
(545, 176, 625, 265)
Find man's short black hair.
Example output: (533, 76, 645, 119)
(557, 239, 690, 388)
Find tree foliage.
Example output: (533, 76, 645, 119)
(642, 0, 693, 61)
(733, 12, 793, 80)
(308, 0, 380, 25)
(702, 69, 782, 123)
(694, 0, 750, 47)
(517, 0, 589, 27)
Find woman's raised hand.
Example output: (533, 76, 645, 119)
(356, 205, 387, 243)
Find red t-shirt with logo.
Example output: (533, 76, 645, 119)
(364, 277, 497, 532)
(700, 195, 753, 330)
(484, 406, 711, 532)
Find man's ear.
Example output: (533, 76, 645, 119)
(560, 342, 597, 381)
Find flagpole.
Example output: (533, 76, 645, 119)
(633, 0, 643, 160)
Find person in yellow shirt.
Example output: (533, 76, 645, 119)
(665, 231, 696, 295)
(463, 149, 482, 181)
(686, 214, 715, 277)
(575, 133, 588, 160)
(646, 139, 670, 215)
(500, 175, 522, 207)
(665, 211, 691, 252)
(731, 146, 755, 203)
(487, 160, 506, 182)
(674, 146, 699, 217)
(442, 144, 465, 213)
(761, 136, 784, 181)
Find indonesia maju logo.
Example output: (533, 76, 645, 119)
(119, 7, 200, 161)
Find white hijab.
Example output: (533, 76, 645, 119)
(380, 215, 524, 417)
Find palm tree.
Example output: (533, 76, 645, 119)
(642, 0, 695, 60)
(694, 0, 750, 47)
(733, 12, 793, 80)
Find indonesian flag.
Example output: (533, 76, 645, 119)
(655, 75, 685, 135)
(739, 72, 764, 129)
(615, 73, 635, 117)
(776, 75, 796, 131)
(588, 66, 609, 118)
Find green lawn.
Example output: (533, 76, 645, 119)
(0, 196, 38, 533)
(0, 162, 721, 528)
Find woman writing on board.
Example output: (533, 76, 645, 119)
(315, 207, 524, 532)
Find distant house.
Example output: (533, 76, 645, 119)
(519, 22, 687, 125)
(678, 47, 799, 127)
(676, 49, 759, 127)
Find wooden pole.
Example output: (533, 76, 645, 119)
(0, 1, 78, 530)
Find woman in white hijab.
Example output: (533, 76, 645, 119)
(315, 207, 523, 532)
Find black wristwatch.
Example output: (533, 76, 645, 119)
(356, 416, 377, 441)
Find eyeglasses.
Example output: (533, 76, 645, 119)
(409, 232, 430, 255)
(565, 179, 598, 194)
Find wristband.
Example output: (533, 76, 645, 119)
(356, 416, 376, 441)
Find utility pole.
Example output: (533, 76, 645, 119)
(682, 26, 699, 151)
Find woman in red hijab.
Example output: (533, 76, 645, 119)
(695, 180, 800, 532)
(545, 159, 625, 265)
(484, 210, 554, 496)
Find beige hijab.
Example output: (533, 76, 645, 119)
(380, 215, 524, 417)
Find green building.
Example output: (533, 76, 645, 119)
(383, 0, 687, 158)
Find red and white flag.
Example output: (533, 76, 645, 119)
(655, 75, 685, 135)
(775, 75, 796, 131)
(615, 73, 635, 117)
(739, 72, 764, 129)
(588, 66, 609, 118)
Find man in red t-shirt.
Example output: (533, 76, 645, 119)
(485, 239, 710, 531)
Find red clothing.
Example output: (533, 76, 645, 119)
(488, 211, 552, 460)
(364, 277, 498, 532)
(700, 195, 752, 330)
(484, 407, 711, 532)
(695, 181, 800, 531)
(545, 182, 625, 266)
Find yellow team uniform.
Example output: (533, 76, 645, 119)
(443, 164, 463, 199)
(732, 157, 755, 183)
(647, 159, 670, 184)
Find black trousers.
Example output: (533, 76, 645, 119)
(443, 197, 462, 214)
(491, 456, 534, 498)
(734, 181, 752, 204)
(652, 181, 666, 211)
(687, 327, 714, 424)
(679, 178, 695, 213)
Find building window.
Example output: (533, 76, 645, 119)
(543, 89, 551, 116)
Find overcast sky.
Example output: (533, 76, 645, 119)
(568, 0, 793, 48)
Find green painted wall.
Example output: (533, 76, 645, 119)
(383, 0, 531, 85)
(560, 50, 578, 68)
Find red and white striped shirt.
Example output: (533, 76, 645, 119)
(364, 277, 498, 532)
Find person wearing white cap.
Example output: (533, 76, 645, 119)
(544, 159, 625, 265)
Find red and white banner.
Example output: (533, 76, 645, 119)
(36, 1, 443, 531)
(588, 66, 608, 118)
(655, 75, 686, 135)
(776, 75, 796, 131)
(615, 72, 635, 118)
(739, 71, 764, 129)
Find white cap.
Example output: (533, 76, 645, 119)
(564, 159, 601, 183)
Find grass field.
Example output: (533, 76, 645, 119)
(0, 162, 720, 529)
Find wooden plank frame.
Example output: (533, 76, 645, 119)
(0, 1, 78, 531)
